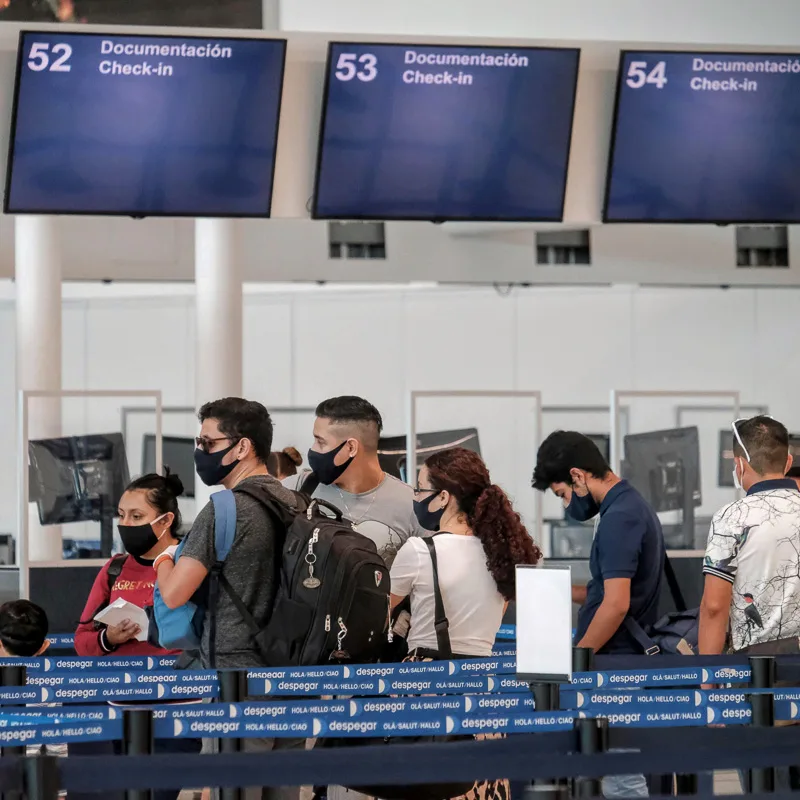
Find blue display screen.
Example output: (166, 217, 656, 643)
(604, 51, 800, 223)
(313, 43, 580, 221)
(5, 32, 286, 217)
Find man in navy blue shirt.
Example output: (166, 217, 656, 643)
(533, 431, 665, 655)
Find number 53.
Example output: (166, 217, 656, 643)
(335, 53, 378, 82)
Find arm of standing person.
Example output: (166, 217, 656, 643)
(698, 575, 733, 655)
(699, 509, 737, 657)
(572, 586, 588, 605)
(576, 513, 644, 652)
(154, 504, 213, 609)
(390, 539, 421, 610)
(74, 561, 140, 655)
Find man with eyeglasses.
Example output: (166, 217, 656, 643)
(154, 397, 303, 800)
(700, 415, 800, 656)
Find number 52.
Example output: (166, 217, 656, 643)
(28, 42, 73, 73)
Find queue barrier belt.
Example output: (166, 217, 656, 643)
(34, 726, 800, 794)
(3, 687, 800, 746)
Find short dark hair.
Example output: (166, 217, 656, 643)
(733, 415, 789, 475)
(532, 431, 610, 491)
(0, 600, 48, 656)
(198, 398, 273, 464)
(125, 467, 184, 535)
(315, 396, 383, 450)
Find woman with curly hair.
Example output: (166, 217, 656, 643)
(389, 448, 540, 800)
(390, 446, 541, 657)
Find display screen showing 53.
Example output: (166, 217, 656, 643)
(314, 42, 581, 222)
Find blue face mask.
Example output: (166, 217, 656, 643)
(413, 491, 445, 532)
(565, 490, 600, 522)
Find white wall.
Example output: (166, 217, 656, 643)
(278, 0, 800, 47)
(1, 282, 799, 552)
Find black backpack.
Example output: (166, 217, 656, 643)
(222, 479, 391, 666)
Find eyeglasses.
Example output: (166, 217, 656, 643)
(731, 415, 775, 463)
(195, 436, 232, 454)
(413, 486, 438, 497)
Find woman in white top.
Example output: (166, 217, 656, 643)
(390, 447, 542, 659)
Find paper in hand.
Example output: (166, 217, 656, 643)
(94, 598, 149, 642)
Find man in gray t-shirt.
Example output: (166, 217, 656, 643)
(290, 471, 421, 568)
(283, 396, 424, 567)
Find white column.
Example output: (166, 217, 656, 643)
(16, 216, 63, 563)
(194, 218, 243, 508)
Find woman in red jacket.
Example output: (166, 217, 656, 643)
(71, 470, 200, 800)
(75, 470, 184, 657)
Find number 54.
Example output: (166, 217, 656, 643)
(626, 60, 667, 89)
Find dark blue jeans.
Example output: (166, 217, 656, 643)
(68, 736, 202, 799)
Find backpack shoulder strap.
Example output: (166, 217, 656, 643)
(299, 470, 320, 497)
(233, 481, 305, 528)
(424, 535, 453, 660)
(106, 554, 127, 591)
(211, 489, 237, 562)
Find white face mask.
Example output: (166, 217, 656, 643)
(732, 459, 743, 491)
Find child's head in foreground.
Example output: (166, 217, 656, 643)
(0, 600, 49, 656)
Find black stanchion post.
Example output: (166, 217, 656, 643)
(529, 681, 562, 789)
(218, 670, 248, 800)
(675, 774, 698, 795)
(22, 755, 60, 800)
(123, 708, 154, 800)
(575, 717, 607, 798)
(1, 664, 28, 800)
(572, 647, 594, 674)
(520, 784, 569, 800)
(748, 655, 776, 794)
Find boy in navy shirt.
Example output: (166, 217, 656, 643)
(533, 431, 665, 654)
(534, 432, 665, 798)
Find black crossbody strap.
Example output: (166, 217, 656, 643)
(217, 571, 261, 636)
(424, 536, 453, 660)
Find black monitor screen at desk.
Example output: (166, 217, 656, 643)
(313, 42, 580, 222)
(28, 433, 129, 526)
(141, 435, 195, 498)
(623, 427, 701, 514)
(378, 429, 481, 483)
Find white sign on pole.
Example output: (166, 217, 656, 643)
(515, 564, 573, 683)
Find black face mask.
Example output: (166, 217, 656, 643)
(565, 490, 600, 522)
(194, 441, 239, 487)
(413, 491, 445, 532)
(118, 520, 162, 559)
(307, 441, 354, 486)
